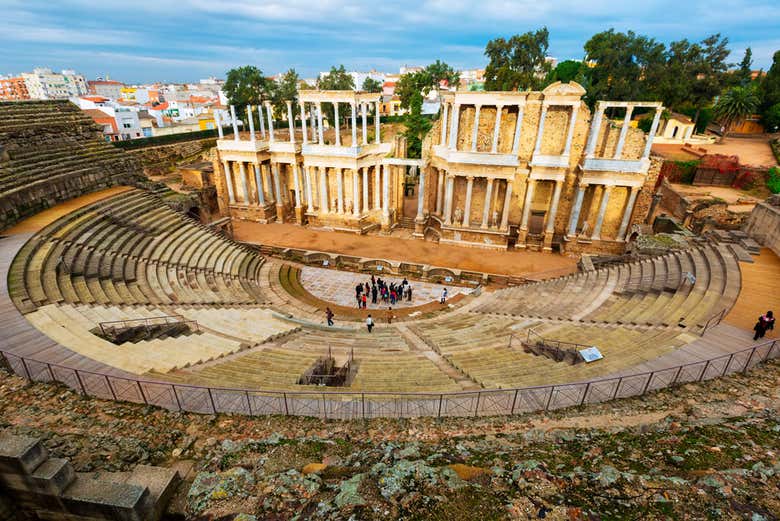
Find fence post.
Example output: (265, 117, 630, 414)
(47, 364, 56, 382)
(698, 360, 711, 381)
(74, 370, 87, 396)
(207, 388, 217, 413)
(762, 341, 777, 362)
(510, 389, 519, 415)
(742, 347, 756, 373)
(580, 382, 591, 406)
(245, 391, 252, 415)
(106, 376, 117, 400)
(642, 372, 655, 394)
(723, 353, 735, 376)
(672, 365, 684, 385)
(474, 392, 481, 417)
(283, 393, 289, 415)
(612, 377, 623, 400)
(437, 394, 443, 418)
(20, 358, 32, 380)
(545, 386, 555, 411)
(361, 393, 365, 419)
(137, 381, 148, 404)
(172, 386, 182, 411)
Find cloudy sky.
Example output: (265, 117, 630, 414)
(1, 0, 778, 83)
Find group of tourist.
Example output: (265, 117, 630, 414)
(354, 276, 414, 309)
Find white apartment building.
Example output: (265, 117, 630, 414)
(21, 68, 88, 99)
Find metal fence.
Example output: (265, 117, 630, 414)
(0, 340, 776, 419)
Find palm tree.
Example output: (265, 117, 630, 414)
(713, 86, 760, 140)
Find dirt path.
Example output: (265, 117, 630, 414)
(233, 221, 578, 279)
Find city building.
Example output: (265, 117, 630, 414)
(21, 68, 88, 99)
(88, 79, 124, 99)
(0, 76, 30, 100)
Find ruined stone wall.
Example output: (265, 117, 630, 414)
(126, 137, 216, 175)
(744, 198, 780, 256)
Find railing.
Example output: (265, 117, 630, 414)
(700, 308, 726, 336)
(0, 340, 776, 419)
(521, 328, 592, 352)
(98, 315, 199, 337)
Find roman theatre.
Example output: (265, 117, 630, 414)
(0, 88, 778, 419)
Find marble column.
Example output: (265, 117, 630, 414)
(306, 166, 314, 212)
(511, 105, 525, 154)
(471, 105, 481, 152)
(462, 176, 474, 227)
(222, 160, 235, 203)
(319, 166, 329, 213)
(247, 105, 256, 143)
(563, 104, 579, 156)
(533, 104, 548, 155)
(440, 102, 449, 144)
(253, 164, 265, 205)
(566, 183, 587, 237)
(500, 180, 513, 230)
(545, 180, 563, 234)
(435, 170, 445, 214)
(443, 174, 455, 225)
(352, 169, 360, 216)
(309, 108, 316, 142)
(333, 103, 340, 146)
(362, 167, 369, 213)
(520, 178, 535, 230)
(336, 168, 344, 213)
(238, 162, 250, 203)
(642, 108, 663, 159)
(286, 101, 295, 143)
(214, 110, 223, 138)
(230, 105, 239, 141)
(257, 103, 266, 138)
(375, 101, 381, 143)
(584, 103, 603, 158)
(265, 102, 275, 142)
(448, 104, 460, 150)
(592, 185, 613, 240)
(491, 105, 503, 153)
(292, 162, 301, 208)
(617, 186, 640, 240)
(416, 169, 426, 221)
(350, 102, 357, 146)
(300, 101, 308, 144)
(361, 103, 368, 145)
(316, 102, 324, 144)
(481, 178, 494, 229)
(382, 164, 390, 220)
(263, 164, 274, 203)
(374, 164, 381, 209)
(271, 163, 282, 203)
(613, 106, 634, 159)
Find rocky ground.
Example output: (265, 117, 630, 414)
(0, 360, 778, 520)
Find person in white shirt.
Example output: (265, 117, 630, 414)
(440, 288, 448, 304)
(366, 314, 374, 333)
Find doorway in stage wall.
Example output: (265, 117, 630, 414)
(529, 211, 546, 235)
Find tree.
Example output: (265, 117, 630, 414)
(761, 51, 780, 112)
(737, 47, 753, 86)
(762, 102, 780, 133)
(484, 28, 551, 91)
(402, 91, 432, 158)
(361, 77, 382, 93)
(222, 66, 272, 121)
(268, 68, 300, 120)
(713, 85, 760, 138)
(316, 65, 355, 130)
(545, 60, 586, 84)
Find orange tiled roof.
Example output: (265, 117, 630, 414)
(81, 96, 109, 103)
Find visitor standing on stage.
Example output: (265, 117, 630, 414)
(440, 288, 448, 304)
(362, 293, 367, 309)
(372, 284, 378, 304)
(753, 310, 775, 340)
(407, 285, 413, 302)
(366, 314, 374, 333)
(325, 307, 334, 326)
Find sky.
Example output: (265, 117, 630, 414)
(1, 0, 778, 84)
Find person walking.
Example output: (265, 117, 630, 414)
(366, 314, 374, 333)
(387, 306, 394, 324)
(407, 285, 413, 302)
(362, 293, 367, 309)
(440, 287, 448, 304)
(325, 307, 334, 327)
(753, 310, 775, 340)
(371, 284, 378, 304)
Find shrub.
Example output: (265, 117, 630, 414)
(767, 166, 780, 194)
(732, 170, 759, 190)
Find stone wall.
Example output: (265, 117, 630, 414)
(744, 197, 780, 256)
(126, 137, 216, 175)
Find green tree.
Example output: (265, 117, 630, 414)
(545, 60, 585, 84)
(484, 28, 551, 91)
(737, 47, 753, 86)
(396, 61, 459, 110)
(361, 77, 382, 93)
(402, 91, 432, 158)
(317, 65, 355, 130)
(762, 102, 780, 133)
(222, 66, 272, 121)
(269, 68, 300, 120)
(761, 51, 780, 112)
(713, 85, 760, 138)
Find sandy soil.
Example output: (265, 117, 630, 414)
(653, 136, 778, 167)
(724, 247, 780, 336)
(233, 221, 578, 279)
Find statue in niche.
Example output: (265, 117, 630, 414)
(346, 198, 353, 213)
(578, 221, 591, 238)
(492, 210, 499, 228)
(332, 198, 339, 211)
(453, 207, 463, 224)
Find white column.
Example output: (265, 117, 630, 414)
(416, 169, 426, 220)
(471, 105, 481, 152)
(491, 105, 503, 153)
(374, 163, 381, 209)
(254, 164, 265, 205)
(247, 105, 256, 143)
(585, 103, 604, 158)
(511, 105, 525, 154)
(545, 180, 563, 234)
(300, 101, 308, 145)
(440, 102, 449, 145)
(319, 167, 329, 213)
(238, 162, 250, 203)
(617, 186, 640, 240)
(382, 164, 390, 219)
(443, 175, 455, 225)
(614, 106, 634, 159)
(333, 103, 340, 146)
(563, 104, 579, 156)
(500, 180, 513, 230)
(214, 110, 223, 138)
(222, 160, 235, 203)
(462, 176, 474, 227)
(361, 103, 368, 145)
(257, 103, 266, 138)
(286, 101, 295, 143)
(264, 163, 274, 203)
(272, 163, 282, 204)
(309, 108, 316, 142)
(316, 102, 324, 144)
(292, 162, 301, 208)
(642, 107, 663, 159)
(230, 105, 239, 141)
(592, 185, 612, 240)
(481, 178, 494, 229)
(362, 167, 369, 213)
(567, 183, 587, 237)
(306, 167, 314, 212)
(350, 102, 357, 147)
(265, 102, 275, 142)
(352, 169, 360, 216)
(336, 168, 344, 213)
(520, 178, 535, 230)
(435, 170, 445, 214)
(374, 101, 381, 143)
(533, 104, 548, 155)
(448, 104, 460, 150)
